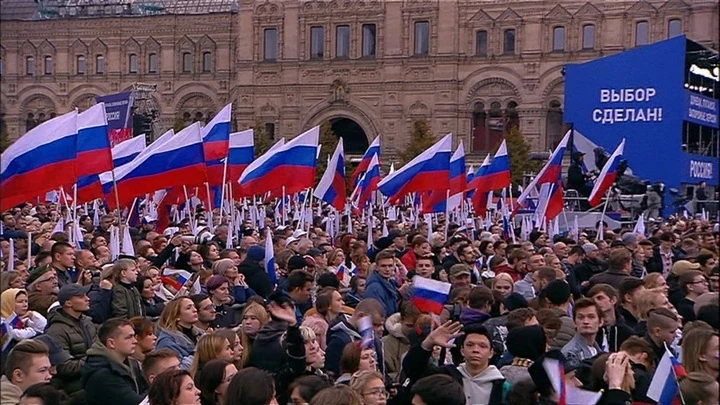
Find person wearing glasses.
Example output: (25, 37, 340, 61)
(349, 370, 387, 405)
(677, 270, 709, 324)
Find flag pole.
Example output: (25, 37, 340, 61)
(665, 343, 687, 405)
(110, 170, 122, 222)
(219, 156, 229, 219)
(597, 188, 612, 241)
(281, 186, 287, 226)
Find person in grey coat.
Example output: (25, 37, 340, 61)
(561, 298, 604, 369)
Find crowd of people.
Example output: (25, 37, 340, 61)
(0, 200, 718, 405)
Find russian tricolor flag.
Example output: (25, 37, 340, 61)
(422, 141, 466, 213)
(111, 135, 146, 167)
(202, 104, 231, 162)
(647, 348, 686, 405)
(516, 131, 570, 210)
(378, 134, 451, 200)
(238, 126, 319, 197)
(1, 110, 78, 210)
(468, 140, 511, 194)
(470, 155, 491, 215)
(76, 134, 147, 203)
(227, 129, 255, 183)
(350, 136, 380, 186)
(75, 103, 112, 178)
(352, 153, 380, 210)
(110, 122, 207, 207)
(314, 141, 346, 211)
(412, 276, 451, 314)
(588, 139, 625, 207)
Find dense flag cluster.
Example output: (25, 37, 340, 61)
(1, 101, 634, 226)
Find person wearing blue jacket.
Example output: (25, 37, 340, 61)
(363, 249, 401, 317)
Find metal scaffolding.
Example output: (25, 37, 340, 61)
(1, 0, 239, 20)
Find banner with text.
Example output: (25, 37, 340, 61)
(96, 91, 134, 147)
(684, 90, 719, 128)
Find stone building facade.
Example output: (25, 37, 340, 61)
(0, 0, 717, 157)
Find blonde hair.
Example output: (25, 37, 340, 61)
(491, 273, 515, 291)
(643, 273, 665, 290)
(158, 297, 194, 332)
(299, 325, 317, 343)
(189, 334, 229, 377)
(635, 290, 666, 320)
(214, 328, 243, 370)
(349, 370, 384, 396)
(327, 248, 345, 267)
(681, 328, 718, 374)
(239, 302, 270, 366)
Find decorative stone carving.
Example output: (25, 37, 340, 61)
(330, 79, 349, 104)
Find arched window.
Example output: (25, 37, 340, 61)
(25, 113, 36, 131)
(194, 111, 204, 122)
(668, 19, 682, 38)
(471, 102, 487, 152)
(202, 52, 212, 72)
(128, 53, 138, 73)
(635, 21, 649, 46)
(552, 27, 565, 52)
(148, 53, 158, 73)
(582, 24, 595, 50)
(182, 52, 192, 73)
(506, 101, 519, 130)
(25, 56, 34, 76)
(546, 100, 565, 149)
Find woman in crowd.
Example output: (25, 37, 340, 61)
(310, 385, 363, 405)
(198, 241, 221, 268)
(681, 328, 719, 379)
(0, 288, 47, 350)
(344, 276, 366, 308)
(189, 333, 235, 377)
(225, 367, 279, 405)
(148, 368, 201, 405)
(352, 254, 371, 278)
(195, 359, 238, 405)
(490, 273, 515, 299)
(214, 328, 244, 371)
(327, 248, 346, 274)
(288, 375, 332, 405)
(129, 316, 157, 362)
(143, 266, 175, 302)
(349, 370, 387, 405)
(644, 273, 669, 294)
(1, 271, 24, 291)
(136, 275, 166, 318)
(678, 372, 720, 405)
(240, 301, 270, 366)
(156, 296, 204, 369)
(335, 342, 378, 385)
(205, 276, 241, 328)
(302, 287, 345, 350)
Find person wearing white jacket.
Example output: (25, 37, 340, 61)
(1, 288, 48, 351)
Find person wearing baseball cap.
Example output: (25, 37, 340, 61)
(45, 284, 98, 399)
(449, 264, 472, 289)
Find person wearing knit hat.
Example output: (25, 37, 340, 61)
(238, 244, 273, 299)
(500, 325, 547, 386)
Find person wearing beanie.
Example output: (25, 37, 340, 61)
(574, 242, 608, 287)
(238, 244, 273, 298)
(539, 280, 576, 350)
(500, 325, 547, 387)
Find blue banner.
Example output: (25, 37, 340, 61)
(684, 90, 719, 128)
(96, 92, 134, 146)
(564, 36, 718, 188)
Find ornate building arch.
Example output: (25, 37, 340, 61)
(175, 91, 217, 125)
(20, 93, 57, 133)
(301, 98, 380, 152)
(464, 76, 522, 152)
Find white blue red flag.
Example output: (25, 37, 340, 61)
(314, 141, 346, 211)
(588, 139, 625, 207)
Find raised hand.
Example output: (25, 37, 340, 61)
(421, 321, 463, 351)
(269, 302, 297, 326)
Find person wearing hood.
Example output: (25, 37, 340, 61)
(325, 298, 386, 378)
(403, 322, 508, 405)
(363, 249, 401, 318)
(459, 286, 493, 327)
(500, 325, 547, 387)
(382, 302, 421, 381)
(1, 288, 47, 352)
(588, 284, 634, 352)
(45, 284, 98, 402)
(81, 318, 146, 405)
(238, 245, 273, 298)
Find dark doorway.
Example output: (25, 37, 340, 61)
(331, 117, 369, 154)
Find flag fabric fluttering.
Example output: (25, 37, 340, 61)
(542, 357, 603, 405)
(633, 214, 646, 236)
(412, 276, 452, 315)
(238, 127, 319, 197)
(588, 139, 625, 207)
(75, 102, 112, 178)
(515, 131, 570, 210)
(314, 141, 346, 211)
(647, 347, 687, 405)
(264, 228, 277, 285)
(201, 104, 232, 162)
(468, 140, 511, 195)
(352, 154, 381, 210)
(378, 134, 452, 201)
(423, 141, 466, 214)
(1, 111, 79, 210)
(350, 137, 380, 186)
(111, 134, 147, 167)
(358, 315, 375, 349)
(469, 155, 491, 215)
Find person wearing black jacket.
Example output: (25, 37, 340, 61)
(246, 292, 306, 405)
(573, 243, 607, 287)
(238, 245, 273, 298)
(587, 284, 634, 353)
(402, 322, 507, 405)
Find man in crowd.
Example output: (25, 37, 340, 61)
(617, 278, 646, 331)
(562, 298, 604, 369)
(51, 242, 78, 287)
(588, 284, 634, 352)
(588, 248, 638, 290)
(364, 249, 401, 317)
(0, 340, 52, 405)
